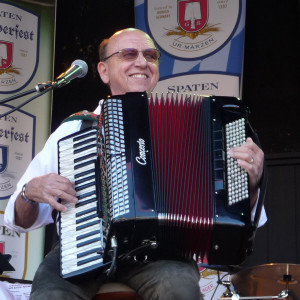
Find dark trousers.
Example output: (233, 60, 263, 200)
(30, 243, 202, 300)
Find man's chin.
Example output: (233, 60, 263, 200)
(128, 87, 150, 93)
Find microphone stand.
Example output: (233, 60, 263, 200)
(0, 88, 37, 105)
(0, 80, 69, 118)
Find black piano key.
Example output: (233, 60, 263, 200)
(74, 159, 95, 171)
(74, 137, 96, 149)
(74, 144, 97, 155)
(77, 247, 103, 258)
(74, 168, 94, 179)
(75, 175, 94, 186)
(76, 213, 98, 225)
(75, 197, 97, 208)
(77, 237, 101, 248)
(77, 254, 102, 266)
(73, 130, 96, 143)
(76, 207, 97, 218)
(75, 181, 95, 192)
(76, 220, 100, 231)
(74, 152, 97, 164)
(77, 190, 96, 200)
(77, 229, 100, 241)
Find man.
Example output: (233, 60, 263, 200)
(4, 28, 266, 300)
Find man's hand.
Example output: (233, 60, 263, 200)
(229, 137, 264, 208)
(15, 173, 77, 229)
(25, 173, 77, 212)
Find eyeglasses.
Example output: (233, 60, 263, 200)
(103, 48, 160, 63)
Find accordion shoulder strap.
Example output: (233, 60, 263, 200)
(62, 110, 98, 123)
(62, 110, 99, 130)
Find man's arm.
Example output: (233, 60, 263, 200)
(14, 193, 39, 229)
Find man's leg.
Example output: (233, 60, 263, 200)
(116, 259, 203, 300)
(30, 243, 102, 300)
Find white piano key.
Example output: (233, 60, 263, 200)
(62, 257, 103, 275)
(61, 234, 102, 253)
(61, 241, 102, 264)
(61, 211, 98, 228)
(59, 147, 97, 164)
(61, 223, 100, 240)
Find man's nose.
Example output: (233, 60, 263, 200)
(134, 51, 148, 66)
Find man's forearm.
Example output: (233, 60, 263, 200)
(14, 194, 39, 229)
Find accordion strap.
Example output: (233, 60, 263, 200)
(62, 110, 99, 130)
(63, 110, 98, 123)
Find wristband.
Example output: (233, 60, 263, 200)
(21, 184, 37, 205)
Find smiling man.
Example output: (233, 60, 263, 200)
(97, 28, 160, 95)
(4, 28, 266, 300)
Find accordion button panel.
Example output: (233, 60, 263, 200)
(104, 99, 130, 220)
(225, 118, 249, 206)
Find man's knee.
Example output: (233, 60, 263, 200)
(122, 260, 202, 299)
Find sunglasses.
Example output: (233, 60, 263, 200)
(103, 48, 160, 63)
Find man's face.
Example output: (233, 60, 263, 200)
(98, 30, 159, 95)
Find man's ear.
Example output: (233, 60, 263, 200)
(97, 61, 109, 84)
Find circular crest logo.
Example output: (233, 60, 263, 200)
(0, 2, 40, 94)
(147, 0, 240, 59)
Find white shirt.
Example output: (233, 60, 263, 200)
(4, 101, 267, 233)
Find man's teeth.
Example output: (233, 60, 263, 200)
(131, 74, 147, 78)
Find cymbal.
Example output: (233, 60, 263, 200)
(232, 263, 300, 297)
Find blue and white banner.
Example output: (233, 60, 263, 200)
(135, 0, 246, 98)
(135, 1, 246, 298)
(0, 0, 56, 281)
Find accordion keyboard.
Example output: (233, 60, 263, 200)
(58, 127, 105, 278)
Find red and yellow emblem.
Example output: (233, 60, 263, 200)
(178, 0, 208, 32)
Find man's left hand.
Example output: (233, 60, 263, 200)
(229, 137, 264, 208)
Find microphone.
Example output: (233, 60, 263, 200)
(35, 59, 88, 92)
(56, 59, 88, 82)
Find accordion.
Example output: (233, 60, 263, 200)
(58, 92, 262, 279)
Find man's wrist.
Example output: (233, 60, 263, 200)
(21, 184, 37, 205)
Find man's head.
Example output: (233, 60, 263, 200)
(98, 28, 160, 95)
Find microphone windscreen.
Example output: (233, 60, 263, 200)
(71, 59, 88, 78)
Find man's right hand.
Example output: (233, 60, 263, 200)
(15, 173, 77, 229)
(25, 173, 78, 212)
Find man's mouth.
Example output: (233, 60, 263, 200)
(130, 74, 148, 79)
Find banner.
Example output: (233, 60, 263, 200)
(0, 0, 56, 280)
(135, 0, 245, 98)
(135, 0, 246, 298)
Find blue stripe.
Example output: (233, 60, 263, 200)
(159, 53, 175, 78)
(226, 30, 245, 74)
